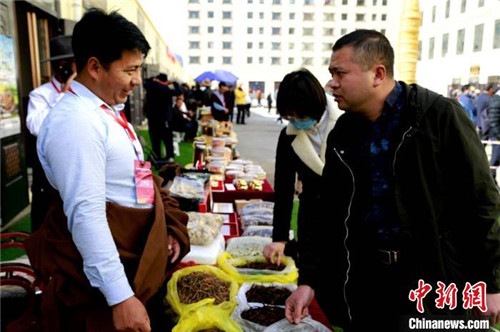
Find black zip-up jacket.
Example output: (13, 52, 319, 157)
(300, 82, 500, 318)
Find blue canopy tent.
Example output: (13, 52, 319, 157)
(194, 69, 238, 84)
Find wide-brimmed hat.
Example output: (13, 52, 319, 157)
(42, 35, 74, 62)
(201, 79, 212, 87)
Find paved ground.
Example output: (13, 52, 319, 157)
(231, 105, 286, 188)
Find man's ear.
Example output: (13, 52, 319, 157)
(86, 57, 101, 80)
(373, 64, 387, 87)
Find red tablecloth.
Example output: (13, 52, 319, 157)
(212, 178, 274, 203)
(310, 297, 333, 330)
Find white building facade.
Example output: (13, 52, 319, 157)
(179, 0, 402, 97)
(417, 0, 500, 96)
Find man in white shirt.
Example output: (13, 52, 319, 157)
(25, 8, 189, 332)
(26, 35, 76, 232)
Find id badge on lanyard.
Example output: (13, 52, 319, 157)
(101, 105, 154, 204)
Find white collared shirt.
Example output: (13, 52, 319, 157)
(26, 77, 65, 136)
(37, 80, 148, 306)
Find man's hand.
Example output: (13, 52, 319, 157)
(263, 242, 286, 265)
(474, 293, 500, 325)
(285, 285, 315, 324)
(224, 108, 229, 114)
(61, 72, 77, 93)
(168, 234, 180, 263)
(112, 296, 150, 331)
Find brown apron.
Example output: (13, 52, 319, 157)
(24, 175, 190, 332)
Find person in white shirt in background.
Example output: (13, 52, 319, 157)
(26, 35, 77, 232)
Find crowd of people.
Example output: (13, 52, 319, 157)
(19, 6, 500, 332)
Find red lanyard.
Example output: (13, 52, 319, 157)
(51, 80, 75, 95)
(100, 105, 142, 159)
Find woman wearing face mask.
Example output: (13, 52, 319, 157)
(264, 68, 343, 268)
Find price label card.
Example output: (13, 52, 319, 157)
(134, 160, 154, 204)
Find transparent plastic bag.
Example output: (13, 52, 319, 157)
(264, 316, 333, 332)
(238, 201, 274, 216)
(242, 226, 273, 238)
(240, 214, 273, 228)
(225, 236, 271, 257)
(169, 176, 206, 200)
(186, 212, 224, 245)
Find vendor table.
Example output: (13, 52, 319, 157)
(212, 178, 275, 203)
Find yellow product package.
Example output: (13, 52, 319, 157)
(166, 265, 239, 316)
(172, 303, 243, 332)
(217, 252, 298, 285)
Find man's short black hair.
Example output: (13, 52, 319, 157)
(186, 99, 198, 112)
(333, 29, 394, 78)
(72, 8, 150, 72)
(277, 68, 327, 121)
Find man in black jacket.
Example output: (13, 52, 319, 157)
(285, 30, 500, 331)
(488, 88, 500, 183)
(143, 73, 182, 161)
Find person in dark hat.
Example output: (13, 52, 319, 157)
(26, 34, 77, 232)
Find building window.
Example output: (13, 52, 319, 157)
(445, 0, 450, 18)
(188, 0, 199, 3)
(342, 0, 347, 4)
(460, 0, 466, 13)
(247, 57, 253, 64)
(189, 11, 200, 19)
(356, 14, 365, 21)
(324, 28, 334, 36)
(357, 0, 365, 5)
(290, 13, 296, 19)
(323, 42, 332, 51)
(372, 14, 376, 20)
(373, 0, 377, 4)
(189, 41, 200, 49)
(428, 37, 435, 59)
(259, 57, 264, 64)
(208, 0, 213, 2)
(381, 29, 386, 35)
(260, 12, 264, 19)
(247, 42, 253, 49)
(222, 11, 232, 19)
(303, 28, 314, 36)
(189, 26, 200, 34)
(271, 57, 281, 65)
(432, 6, 436, 23)
(207, 11, 214, 18)
(323, 57, 330, 65)
(259, 42, 264, 49)
(341, 28, 347, 35)
(207, 41, 214, 48)
(248, 27, 253, 34)
(208, 56, 214, 63)
(272, 12, 281, 20)
(473, 23, 484, 52)
(248, 12, 253, 19)
(324, 0, 334, 5)
(303, 13, 314, 21)
(223, 0, 232, 3)
(441, 33, 449, 57)
(303, 42, 314, 51)
(456, 28, 465, 55)
(288, 57, 294, 64)
(260, 27, 264, 34)
(302, 57, 313, 65)
(289, 42, 295, 49)
(478, 0, 484, 7)
(222, 41, 232, 49)
(248, 0, 253, 2)
(289, 28, 295, 34)
(222, 57, 232, 64)
(495, 19, 500, 49)
(324, 13, 334, 21)
(381, 14, 386, 21)
(382, 0, 387, 5)
(272, 27, 280, 35)
(189, 56, 200, 64)
(304, 0, 314, 4)
(341, 13, 348, 20)
(272, 42, 281, 50)
(208, 26, 214, 33)
(290, 0, 295, 3)
(273, 0, 281, 3)
(223, 26, 232, 34)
